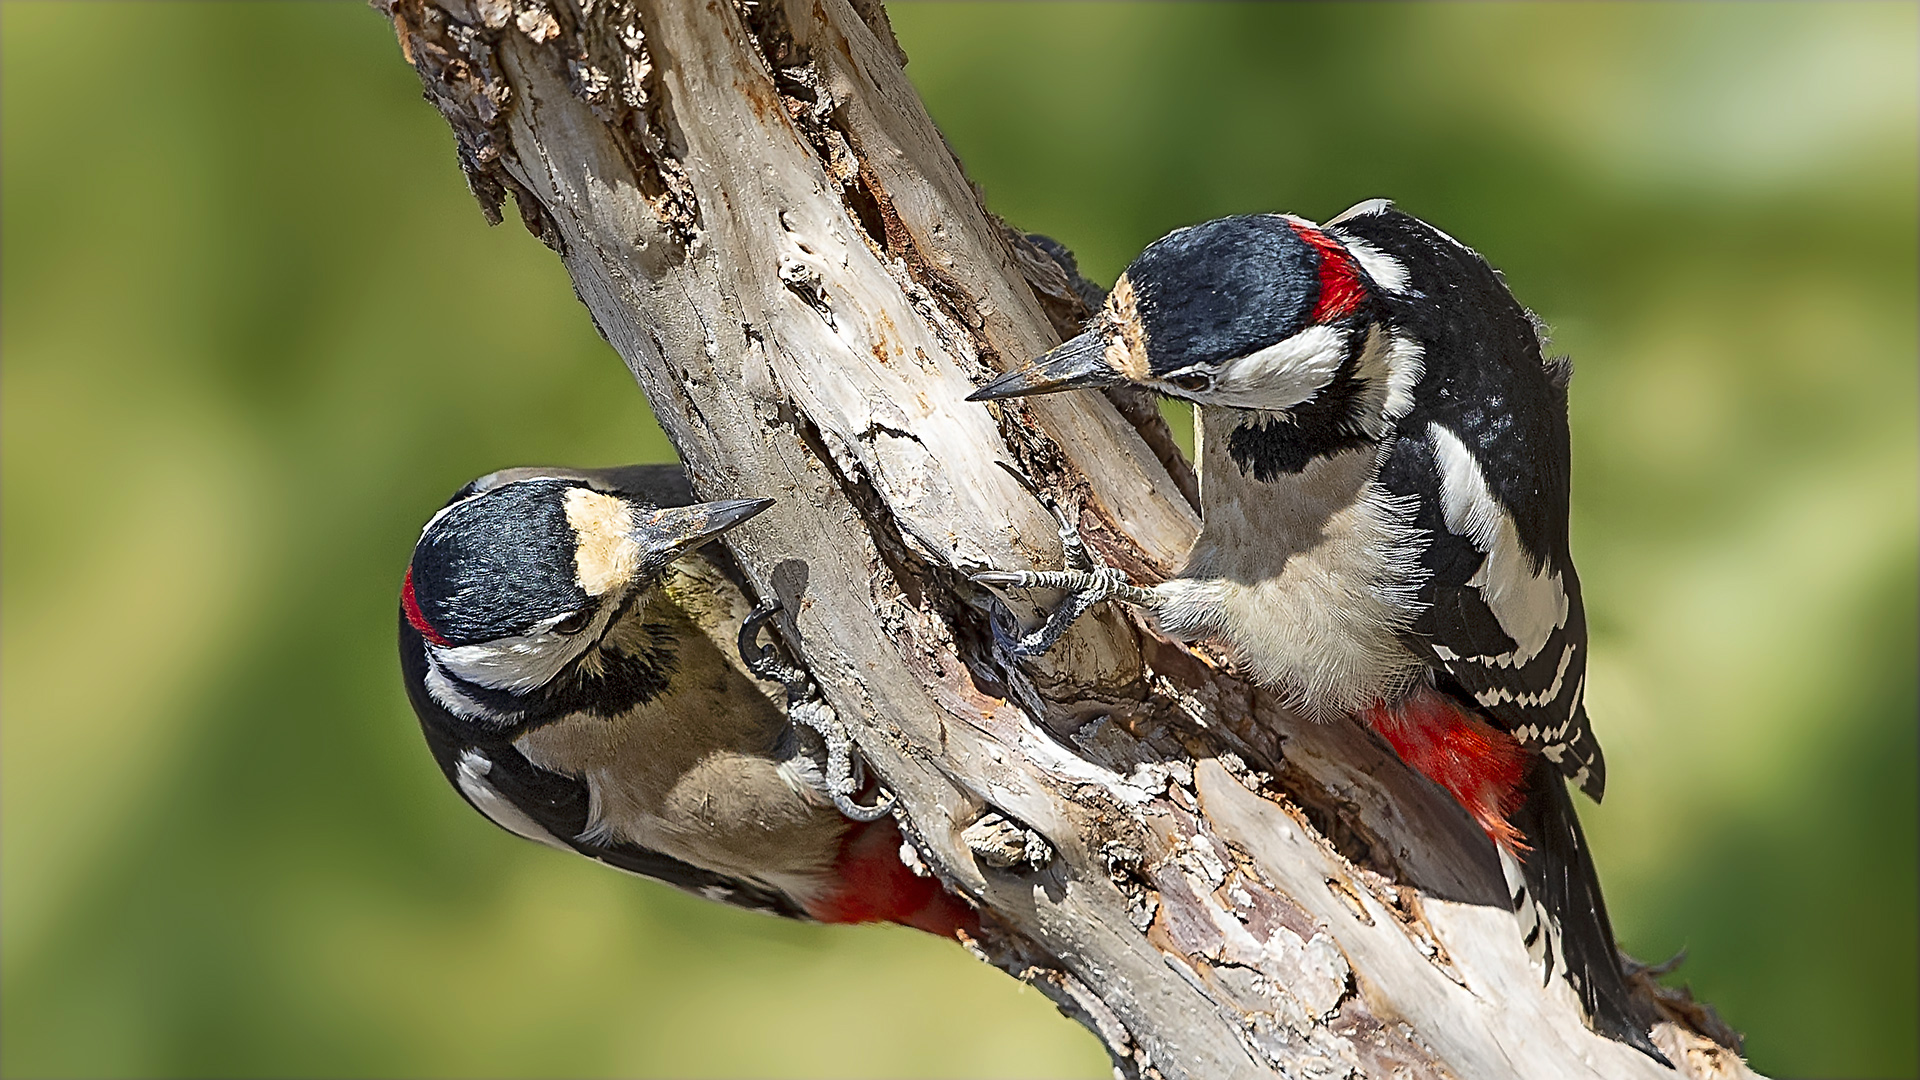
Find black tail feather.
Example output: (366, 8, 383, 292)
(1511, 757, 1673, 1067)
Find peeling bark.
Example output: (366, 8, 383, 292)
(377, 2, 1758, 1076)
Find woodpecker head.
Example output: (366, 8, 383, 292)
(401, 471, 772, 729)
(971, 213, 1395, 420)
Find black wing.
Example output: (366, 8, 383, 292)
(400, 616, 808, 920)
(1332, 203, 1604, 800)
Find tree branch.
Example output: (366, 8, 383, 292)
(378, 2, 1756, 1076)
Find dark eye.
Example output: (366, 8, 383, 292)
(1168, 371, 1212, 393)
(552, 610, 592, 635)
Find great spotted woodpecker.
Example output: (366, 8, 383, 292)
(969, 201, 1665, 1060)
(399, 464, 975, 937)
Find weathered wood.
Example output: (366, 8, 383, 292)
(378, 2, 1757, 1076)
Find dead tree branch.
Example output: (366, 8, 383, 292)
(378, 2, 1756, 1076)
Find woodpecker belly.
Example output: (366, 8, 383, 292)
(509, 562, 848, 908)
(1153, 407, 1429, 720)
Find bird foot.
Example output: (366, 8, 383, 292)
(788, 697, 896, 822)
(971, 463, 1155, 658)
(741, 601, 896, 822)
(739, 601, 807, 690)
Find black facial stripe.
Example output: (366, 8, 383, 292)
(1226, 324, 1380, 480)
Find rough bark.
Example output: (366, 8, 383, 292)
(378, 2, 1758, 1076)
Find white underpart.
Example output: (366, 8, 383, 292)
(504, 584, 849, 913)
(1197, 323, 1349, 411)
(1158, 427, 1429, 719)
(455, 750, 573, 850)
(1427, 423, 1569, 666)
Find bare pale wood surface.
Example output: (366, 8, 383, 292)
(378, 2, 1756, 1075)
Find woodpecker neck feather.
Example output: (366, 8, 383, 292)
(1285, 219, 1369, 323)
(1214, 317, 1423, 479)
(402, 568, 450, 646)
(424, 594, 678, 729)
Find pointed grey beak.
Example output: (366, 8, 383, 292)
(966, 331, 1126, 401)
(633, 497, 774, 564)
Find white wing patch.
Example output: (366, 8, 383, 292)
(1428, 423, 1569, 666)
(454, 750, 574, 851)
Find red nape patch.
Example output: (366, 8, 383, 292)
(1361, 688, 1530, 853)
(806, 817, 980, 939)
(401, 567, 450, 647)
(1288, 222, 1368, 324)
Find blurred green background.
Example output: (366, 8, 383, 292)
(3, 2, 1913, 1076)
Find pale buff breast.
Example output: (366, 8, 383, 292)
(514, 563, 848, 903)
(1151, 409, 1428, 720)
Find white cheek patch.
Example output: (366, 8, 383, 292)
(435, 615, 603, 693)
(455, 750, 574, 850)
(1346, 327, 1394, 440)
(1428, 423, 1569, 666)
(1202, 324, 1350, 410)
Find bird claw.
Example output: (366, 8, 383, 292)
(994, 461, 1098, 574)
(740, 600, 895, 822)
(739, 601, 806, 691)
(789, 698, 896, 822)
(973, 463, 1155, 658)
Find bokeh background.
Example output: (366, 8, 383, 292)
(4, 2, 1914, 1076)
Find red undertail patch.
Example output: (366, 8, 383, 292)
(1289, 222, 1368, 324)
(1361, 688, 1530, 853)
(402, 567, 451, 646)
(806, 816, 979, 939)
